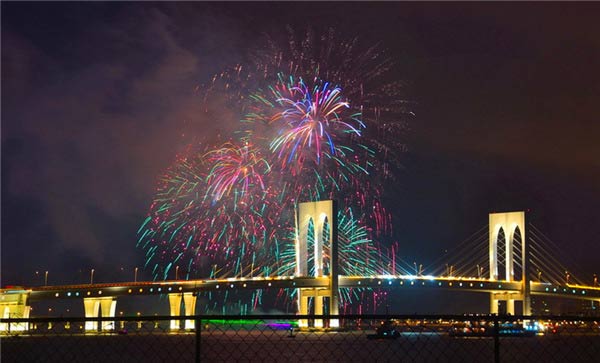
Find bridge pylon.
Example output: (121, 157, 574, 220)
(489, 211, 531, 315)
(295, 200, 339, 328)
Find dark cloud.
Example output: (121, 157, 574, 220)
(1, 5, 244, 281)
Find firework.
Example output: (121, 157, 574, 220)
(256, 26, 412, 174)
(268, 75, 363, 168)
(205, 141, 271, 204)
(138, 28, 410, 313)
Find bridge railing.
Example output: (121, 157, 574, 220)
(2, 314, 599, 362)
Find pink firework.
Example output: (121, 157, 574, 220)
(205, 141, 271, 204)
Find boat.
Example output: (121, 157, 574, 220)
(367, 320, 401, 339)
(449, 321, 536, 337)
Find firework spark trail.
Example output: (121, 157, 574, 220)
(205, 141, 271, 204)
(268, 75, 363, 167)
(138, 28, 411, 313)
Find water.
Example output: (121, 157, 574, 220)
(3, 328, 599, 362)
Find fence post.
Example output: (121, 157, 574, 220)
(493, 314, 500, 363)
(195, 317, 201, 363)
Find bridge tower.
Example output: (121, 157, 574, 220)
(295, 200, 339, 328)
(489, 211, 531, 315)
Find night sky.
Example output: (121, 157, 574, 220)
(2, 2, 599, 311)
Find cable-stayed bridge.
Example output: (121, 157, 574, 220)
(2, 201, 599, 331)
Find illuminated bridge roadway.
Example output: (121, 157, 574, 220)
(2, 275, 599, 331)
(22, 275, 600, 302)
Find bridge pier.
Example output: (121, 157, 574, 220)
(506, 299, 515, 315)
(491, 291, 528, 315)
(490, 296, 498, 314)
(168, 292, 196, 330)
(83, 297, 116, 331)
(297, 288, 338, 328)
(0, 291, 31, 332)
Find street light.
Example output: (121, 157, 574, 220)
(45, 271, 48, 286)
(135, 267, 138, 283)
(175, 266, 180, 280)
(90, 269, 95, 284)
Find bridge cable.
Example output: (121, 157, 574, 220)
(422, 225, 489, 277)
(528, 225, 586, 284)
(529, 224, 589, 284)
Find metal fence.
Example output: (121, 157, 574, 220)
(2, 314, 599, 362)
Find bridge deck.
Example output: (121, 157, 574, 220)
(4, 275, 597, 302)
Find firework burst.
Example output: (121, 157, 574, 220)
(205, 141, 271, 204)
(268, 75, 363, 168)
(138, 27, 411, 313)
